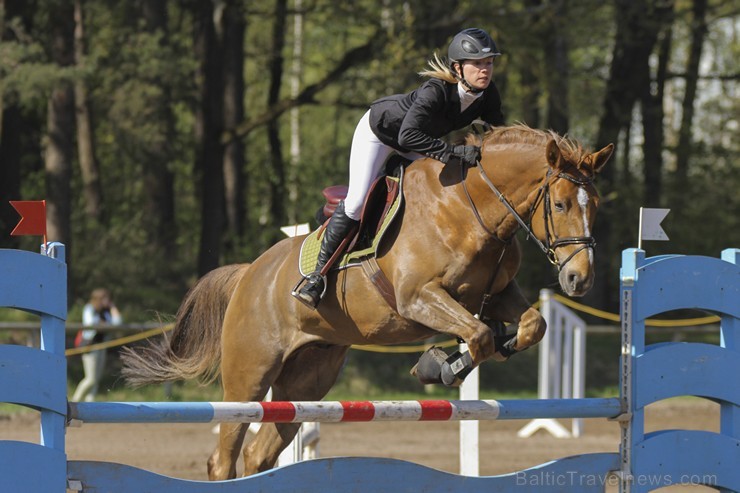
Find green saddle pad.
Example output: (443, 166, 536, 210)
(298, 175, 403, 277)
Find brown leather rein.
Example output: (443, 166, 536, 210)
(362, 150, 596, 315)
(461, 159, 596, 272)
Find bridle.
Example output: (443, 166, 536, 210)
(461, 158, 597, 271)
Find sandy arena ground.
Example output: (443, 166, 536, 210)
(1, 399, 720, 491)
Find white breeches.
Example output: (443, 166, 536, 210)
(72, 349, 107, 402)
(343, 110, 424, 220)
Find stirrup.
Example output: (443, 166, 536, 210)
(291, 273, 328, 309)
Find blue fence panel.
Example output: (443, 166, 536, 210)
(634, 342, 740, 409)
(0, 345, 67, 414)
(622, 249, 740, 493)
(0, 248, 67, 319)
(0, 244, 68, 492)
(68, 454, 621, 493)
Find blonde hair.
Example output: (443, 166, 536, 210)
(418, 53, 458, 84)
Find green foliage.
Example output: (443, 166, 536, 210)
(0, 17, 73, 106)
(0, 1, 737, 383)
(0, 46, 75, 106)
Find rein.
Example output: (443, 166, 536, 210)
(461, 158, 596, 271)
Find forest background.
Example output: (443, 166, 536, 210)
(0, 1, 737, 393)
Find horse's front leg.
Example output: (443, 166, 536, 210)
(485, 279, 546, 360)
(398, 281, 496, 379)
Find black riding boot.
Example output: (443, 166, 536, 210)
(295, 201, 358, 309)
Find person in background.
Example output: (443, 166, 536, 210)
(72, 288, 122, 402)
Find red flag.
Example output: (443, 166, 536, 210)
(10, 200, 47, 236)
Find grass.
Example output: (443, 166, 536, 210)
(0, 403, 32, 415)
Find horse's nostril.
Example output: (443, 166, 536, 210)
(568, 273, 580, 289)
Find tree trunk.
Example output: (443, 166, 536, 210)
(674, 0, 707, 204)
(596, 0, 674, 174)
(590, 0, 674, 309)
(520, 0, 542, 128)
(619, 124, 633, 189)
(265, 0, 288, 241)
(223, 1, 246, 248)
(519, 60, 541, 128)
(195, 0, 226, 276)
(641, 24, 673, 207)
(543, 0, 570, 134)
(74, 0, 105, 224)
(142, 0, 177, 256)
(45, 1, 76, 247)
(287, 0, 303, 225)
(0, 0, 4, 143)
(0, 107, 22, 244)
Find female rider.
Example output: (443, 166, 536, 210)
(294, 27, 505, 309)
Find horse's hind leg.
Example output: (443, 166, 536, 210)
(208, 422, 251, 480)
(207, 346, 283, 480)
(242, 344, 349, 476)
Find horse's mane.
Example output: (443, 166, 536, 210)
(469, 123, 588, 164)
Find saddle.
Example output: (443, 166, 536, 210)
(320, 176, 400, 250)
(298, 157, 409, 309)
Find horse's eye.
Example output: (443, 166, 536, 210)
(554, 201, 565, 212)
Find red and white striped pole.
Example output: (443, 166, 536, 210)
(69, 398, 620, 424)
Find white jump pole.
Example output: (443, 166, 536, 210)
(458, 342, 479, 476)
(517, 289, 586, 438)
(277, 223, 319, 466)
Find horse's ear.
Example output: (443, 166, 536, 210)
(545, 139, 562, 170)
(589, 143, 614, 174)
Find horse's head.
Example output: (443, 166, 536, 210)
(529, 138, 613, 296)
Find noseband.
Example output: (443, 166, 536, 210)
(461, 161, 596, 271)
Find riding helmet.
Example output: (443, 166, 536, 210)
(448, 28, 501, 62)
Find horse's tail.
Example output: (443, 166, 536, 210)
(120, 263, 250, 388)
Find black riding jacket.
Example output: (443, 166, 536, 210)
(368, 77, 504, 164)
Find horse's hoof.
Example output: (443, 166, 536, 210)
(410, 346, 448, 384)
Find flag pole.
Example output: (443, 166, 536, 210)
(42, 200, 47, 251)
(638, 207, 644, 250)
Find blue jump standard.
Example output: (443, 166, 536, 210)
(1, 245, 738, 492)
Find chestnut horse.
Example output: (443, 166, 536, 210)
(122, 124, 613, 480)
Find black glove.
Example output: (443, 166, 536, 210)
(450, 145, 481, 167)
